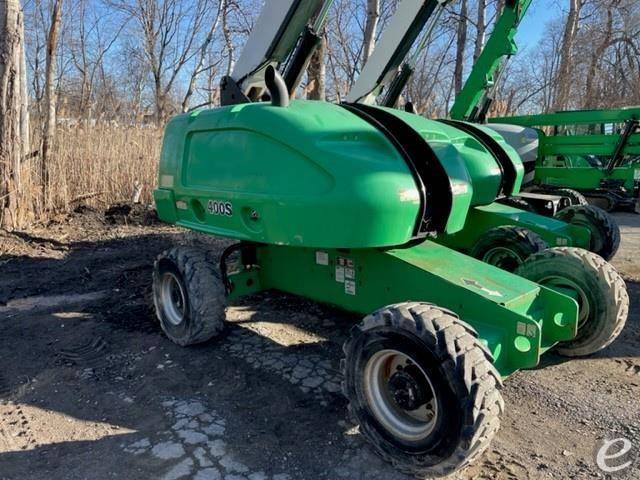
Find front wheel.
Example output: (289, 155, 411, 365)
(515, 248, 628, 357)
(342, 302, 503, 478)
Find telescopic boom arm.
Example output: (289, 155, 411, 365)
(220, 0, 331, 106)
(345, 0, 451, 106)
(449, 0, 532, 122)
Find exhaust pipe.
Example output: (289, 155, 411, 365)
(265, 65, 290, 108)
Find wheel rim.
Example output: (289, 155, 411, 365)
(539, 275, 590, 328)
(363, 349, 438, 442)
(482, 246, 523, 271)
(160, 272, 187, 326)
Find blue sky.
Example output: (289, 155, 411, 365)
(514, 0, 560, 46)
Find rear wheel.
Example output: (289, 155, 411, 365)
(515, 248, 628, 357)
(555, 205, 620, 260)
(470, 226, 548, 272)
(342, 302, 503, 478)
(153, 246, 227, 346)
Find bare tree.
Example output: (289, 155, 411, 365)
(473, 0, 486, 62)
(221, 0, 234, 76)
(584, 8, 612, 107)
(553, 0, 585, 110)
(41, 0, 62, 206)
(453, 0, 468, 95)
(362, 0, 380, 67)
(0, 0, 30, 229)
(68, 0, 127, 122)
(307, 33, 326, 100)
(112, 0, 221, 124)
(181, 0, 223, 112)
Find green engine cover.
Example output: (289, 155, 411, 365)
(155, 101, 422, 248)
(155, 100, 526, 249)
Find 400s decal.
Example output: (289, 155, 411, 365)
(207, 200, 233, 217)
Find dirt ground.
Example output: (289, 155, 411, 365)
(0, 206, 639, 480)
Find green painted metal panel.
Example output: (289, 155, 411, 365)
(155, 101, 423, 248)
(435, 202, 591, 251)
(539, 133, 640, 157)
(489, 108, 640, 193)
(536, 166, 640, 191)
(490, 106, 640, 127)
(230, 242, 578, 377)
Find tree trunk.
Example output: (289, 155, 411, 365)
(181, 0, 223, 112)
(473, 0, 486, 62)
(307, 34, 326, 100)
(454, 0, 468, 95)
(553, 0, 582, 110)
(0, 0, 30, 229)
(583, 8, 613, 109)
(222, 0, 234, 76)
(41, 0, 62, 208)
(362, 0, 380, 68)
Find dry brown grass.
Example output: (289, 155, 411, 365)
(35, 124, 162, 213)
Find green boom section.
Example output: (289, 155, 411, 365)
(535, 166, 640, 191)
(450, 0, 532, 121)
(227, 241, 579, 377)
(490, 107, 640, 160)
(490, 107, 640, 127)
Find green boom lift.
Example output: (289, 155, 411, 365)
(449, 0, 640, 213)
(489, 108, 640, 212)
(346, 0, 621, 265)
(152, 0, 628, 477)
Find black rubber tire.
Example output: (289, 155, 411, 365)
(585, 194, 616, 212)
(470, 226, 548, 272)
(555, 205, 621, 261)
(515, 248, 628, 357)
(497, 196, 535, 212)
(342, 302, 503, 478)
(556, 188, 588, 206)
(153, 246, 227, 346)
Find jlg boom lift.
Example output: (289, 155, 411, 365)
(151, 1, 628, 477)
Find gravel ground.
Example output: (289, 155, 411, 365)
(0, 206, 638, 480)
